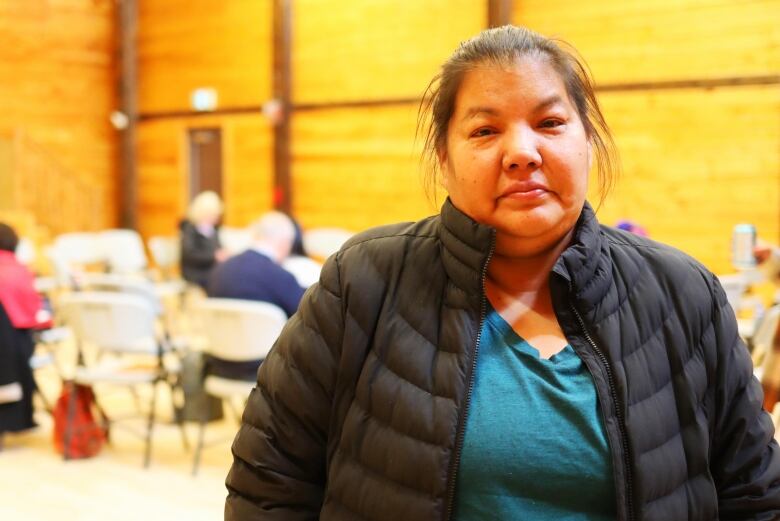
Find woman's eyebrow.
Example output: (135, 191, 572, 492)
(533, 94, 565, 113)
(460, 95, 566, 123)
(460, 106, 499, 122)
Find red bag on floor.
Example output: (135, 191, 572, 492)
(52, 382, 108, 459)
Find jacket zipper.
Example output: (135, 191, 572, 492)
(443, 235, 495, 521)
(568, 295, 635, 521)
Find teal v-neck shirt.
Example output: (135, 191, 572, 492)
(454, 305, 616, 520)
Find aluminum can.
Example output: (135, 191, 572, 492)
(732, 223, 757, 269)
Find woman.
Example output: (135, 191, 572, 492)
(179, 190, 228, 288)
(225, 26, 780, 520)
(0, 223, 50, 436)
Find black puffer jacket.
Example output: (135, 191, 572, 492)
(179, 220, 221, 288)
(225, 200, 780, 520)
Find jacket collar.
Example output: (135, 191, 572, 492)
(438, 198, 611, 310)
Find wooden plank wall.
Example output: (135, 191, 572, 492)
(291, 0, 486, 230)
(514, 0, 780, 273)
(136, 0, 778, 273)
(0, 0, 118, 232)
(136, 0, 273, 237)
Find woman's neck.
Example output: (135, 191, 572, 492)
(486, 228, 574, 296)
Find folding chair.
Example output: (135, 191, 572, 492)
(190, 298, 287, 475)
(100, 229, 149, 275)
(148, 236, 181, 280)
(57, 291, 188, 467)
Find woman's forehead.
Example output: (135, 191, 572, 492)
(453, 58, 570, 110)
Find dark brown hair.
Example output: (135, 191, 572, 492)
(0, 222, 19, 253)
(418, 25, 619, 207)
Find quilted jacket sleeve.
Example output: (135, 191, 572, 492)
(225, 253, 344, 520)
(710, 274, 780, 519)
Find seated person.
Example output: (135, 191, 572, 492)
(0, 223, 50, 435)
(207, 211, 305, 318)
(180, 191, 229, 289)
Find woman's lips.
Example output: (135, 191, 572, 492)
(500, 182, 549, 201)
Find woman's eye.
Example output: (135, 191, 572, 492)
(471, 128, 494, 137)
(540, 119, 564, 129)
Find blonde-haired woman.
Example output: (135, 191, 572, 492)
(180, 191, 228, 288)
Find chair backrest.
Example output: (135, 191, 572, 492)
(44, 246, 73, 287)
(148, 235, 180, 270)
(282, 255, 322, 288)
(302, 227, 353, 260)
(219, 226, 252, 255)
(57, 291, 158, 354)
(100, 229, 148, 274)
(79, 273, 163, 315)
(194, 298, 287, 362)
(54, 232, 105, 265)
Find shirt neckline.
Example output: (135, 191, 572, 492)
(484, 302, 573, 364)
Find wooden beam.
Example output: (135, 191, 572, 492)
(117, 0, 138, 229)
(272, 0, 292, 214)
(488, 0, 513, 28)
(293, 97, 420, 112)
(595, 75, 780, 92)
(138, 106, 264, 121)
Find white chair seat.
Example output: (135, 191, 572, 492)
(75, 360, 159, 385)
(204, 375, 255, 400)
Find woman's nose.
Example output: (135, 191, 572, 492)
(502, 128, 542, 172)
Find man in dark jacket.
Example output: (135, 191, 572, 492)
(224, 199, 780, 521)
(207, 212, 305, 318)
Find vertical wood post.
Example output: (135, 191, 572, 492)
(488, 0, 513, 27)
(272, 0, 293, 214)
(118, 0, 138, 229)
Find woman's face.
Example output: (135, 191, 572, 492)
(439, 56, 591, 256)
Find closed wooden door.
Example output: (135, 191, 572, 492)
(188, 128, 223, 199)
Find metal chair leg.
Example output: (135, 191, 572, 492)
(192, 418, 208, 476)
(143, 380, 158, 468)
(168, 378, 190, 451)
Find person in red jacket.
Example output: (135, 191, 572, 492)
(0, 224, 50, 330)
(0, 223, 50, 435)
